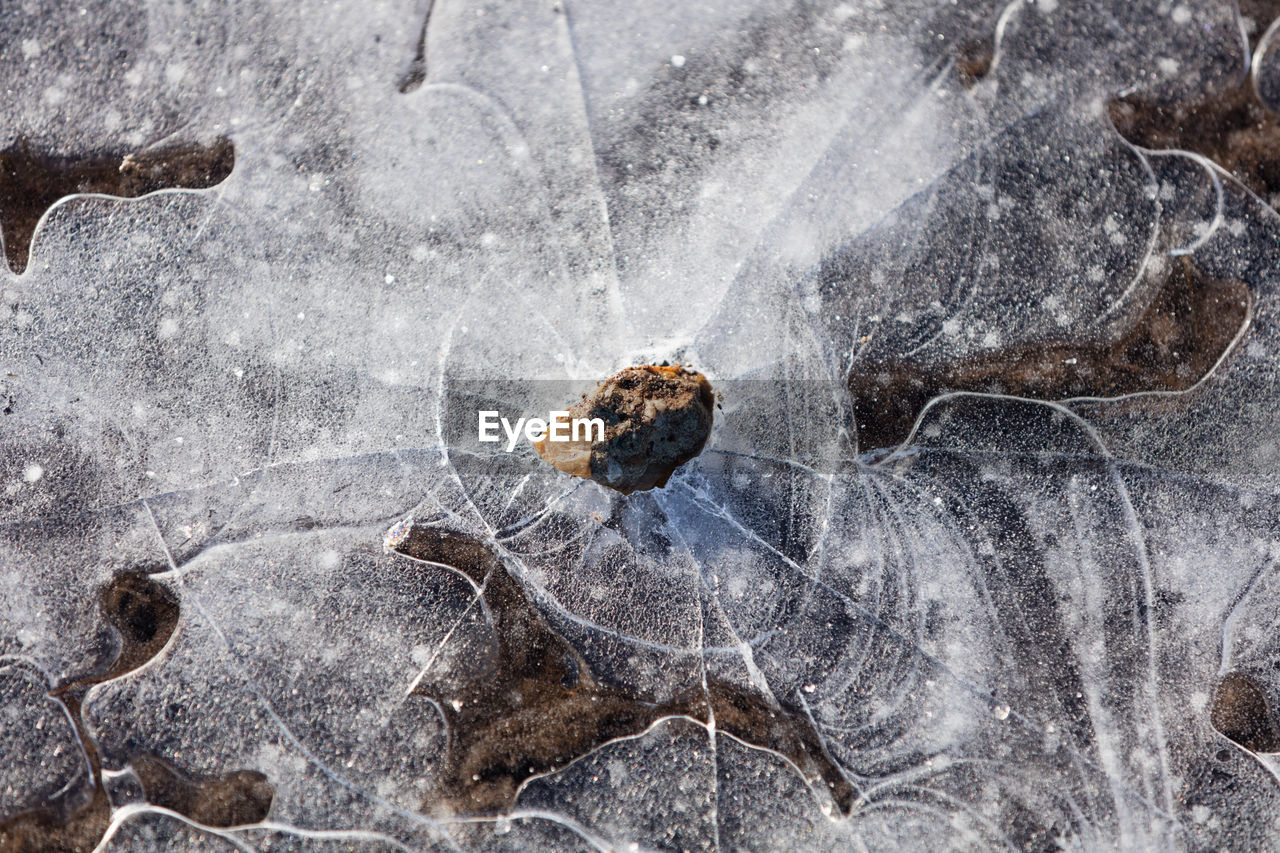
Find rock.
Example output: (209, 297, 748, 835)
(536, 365, 714, 494)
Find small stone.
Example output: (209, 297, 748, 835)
(537, 364, 714, 494)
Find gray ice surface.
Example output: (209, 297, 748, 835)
(5, 0, 1280, 849)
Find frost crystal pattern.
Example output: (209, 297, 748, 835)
(5, 0, 1280, 850)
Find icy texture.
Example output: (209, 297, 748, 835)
(5, 0, 1280, 850)
(0, 661, 88, 817)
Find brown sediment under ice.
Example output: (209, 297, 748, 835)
(536, 364, 715, 495)
(1107, 0, 1280, 209)
(850, 257, 1249, 450)
(388, 524, 854, 818)
(0, 137, 235, 275)
(1212, 670, 1280, 753)
(0, 571, 273, 853)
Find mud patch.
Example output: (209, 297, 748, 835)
(0, 137, 234, 274)
(850, 257, 1248, 450)
(390, 524, 854, 816)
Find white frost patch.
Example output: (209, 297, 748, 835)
(411, 644, 434, 668)
(22, 464, 43, 484)
(670, 54, 686, 68)
(21, 39, 41, 59)
(252, 742, 310, 780)
(607, 758, 630, 786)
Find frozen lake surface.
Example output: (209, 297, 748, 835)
(5, 0, 1280, 849)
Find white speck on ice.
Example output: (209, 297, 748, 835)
(22, 464, 43, 483)
(410, 645, 433, 668)
(670, 54, 686, 68)
(21, 39, 40, 59)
